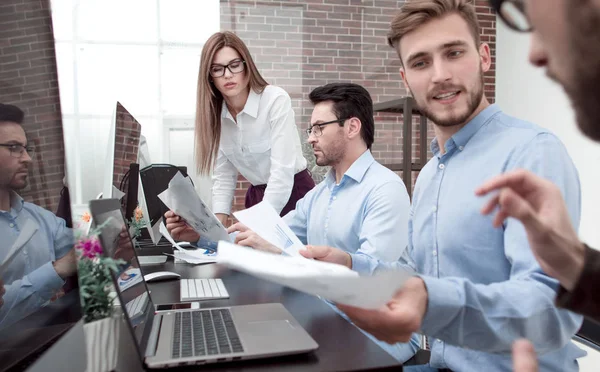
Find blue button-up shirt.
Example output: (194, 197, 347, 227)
(0, 192, 74, 329)
(283, 150, 410, 269)
(367, 105, 585, 371)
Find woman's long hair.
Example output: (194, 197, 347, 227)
(195, 31, 268, 175)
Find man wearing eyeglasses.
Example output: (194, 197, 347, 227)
(226, 83, 411, 272)
(168, 82, 414, 359)
(0, 103, 76, 330)
(300, 1, 584, 371)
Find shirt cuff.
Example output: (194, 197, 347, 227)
(212, 202, 232, 216)
(350, 253, 375, 275)
(27, 262, 65, 301)
(555, 244, 600, 317)
(420, 276, 463, 337)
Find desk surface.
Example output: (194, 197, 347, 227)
(116, 255, 403, 371)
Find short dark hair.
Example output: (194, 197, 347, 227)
(308, 83, 375, 149)
(0, 103, 24, 124)
(387, 0, 481, 66)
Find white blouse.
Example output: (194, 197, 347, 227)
(211, 85, 307, 215)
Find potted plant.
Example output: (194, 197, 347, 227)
(126, 205, 147, 246)
(76, 219, 126, 372)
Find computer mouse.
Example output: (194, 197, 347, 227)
(144, 271, 181, 283)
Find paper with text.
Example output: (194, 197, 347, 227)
(158, 172, 229, 243)
(159, 223, 217, 264)
(233, 201, 303, 256)
(217, 241, 414, 309)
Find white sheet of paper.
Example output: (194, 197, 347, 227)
(158, 172, 229, 243)
(217, 241, 413, 309)
(1, 220, 38, 273)
(159, 222, 189, 251)
(172, 251, 216, 265)
(233, 201, 304, 256)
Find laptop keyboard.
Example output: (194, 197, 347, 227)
(172, 309, 244, 359)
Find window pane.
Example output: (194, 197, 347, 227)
(167, 126, 213, 205)
(160, 47, 201, 116)
(76, 0, 157, 42)
(49, 0, 74, 41)
(54, 42, 75, 114)
(78, 117, 112, 202)
(159, 0, 219, 43)
(76, 44, 159, 116)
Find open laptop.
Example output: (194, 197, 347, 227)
(89, 199, 318, 369)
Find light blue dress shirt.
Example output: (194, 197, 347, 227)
(283, 149, 410, 269)
(366, 105, 585, 371)
(0, 192, 74, 329)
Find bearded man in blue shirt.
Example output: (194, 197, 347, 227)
(301, 1, 585, 371)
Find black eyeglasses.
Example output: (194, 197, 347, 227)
(306, 118, 348, 138)
(0, 143, 34, 158)
(209, 59, 246, 78)
(489, 0, 532, 32)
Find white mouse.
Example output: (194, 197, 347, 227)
(144, 271, 181, 283)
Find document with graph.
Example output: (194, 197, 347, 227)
(157, 172, 229, 243)
(233, 201, 303, 256)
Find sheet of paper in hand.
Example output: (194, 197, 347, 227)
(157, 172, 229, 242)
(217, 241, 414, 309)
(233, 201, 304, 256)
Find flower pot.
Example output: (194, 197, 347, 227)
(83, 315, 121, 372)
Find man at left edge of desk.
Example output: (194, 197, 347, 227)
(0, 103, 76, 331)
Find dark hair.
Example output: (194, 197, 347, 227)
(0, 103, 24, 124)
(308, 83, 374, 150)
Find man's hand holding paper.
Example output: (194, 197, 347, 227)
(227, 222, 282, 254)
(164, 210, 200, 242)
(233, 201, 305, 256)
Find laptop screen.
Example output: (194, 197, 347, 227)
(89, 198, 155, 359)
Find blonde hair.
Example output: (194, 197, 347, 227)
(387, 0, 481, 64)
(195, 31, 268, 174)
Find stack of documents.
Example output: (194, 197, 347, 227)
(158, 172, 229, 242)
(217, 241, 414, 309)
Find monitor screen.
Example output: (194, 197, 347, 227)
(139, 164, 188, 227)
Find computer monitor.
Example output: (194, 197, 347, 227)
(139, 164, 188, 228)
(102, 102, 142, 202)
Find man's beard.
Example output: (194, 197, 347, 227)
(314, 134, 347, 167)
(566, 0, 600, 141)
(411, 70, 484, 128)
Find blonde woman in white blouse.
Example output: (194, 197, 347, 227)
(194, 31, 314, 227)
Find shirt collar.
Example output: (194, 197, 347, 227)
(430, 104, 501, 156)
(325, 149, 375, 188)
(220, 88, 261, 121)
(3, 191, 24, 214)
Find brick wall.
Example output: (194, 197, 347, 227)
(220, 0, 496, 214)
(0, 0, 66, 213)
